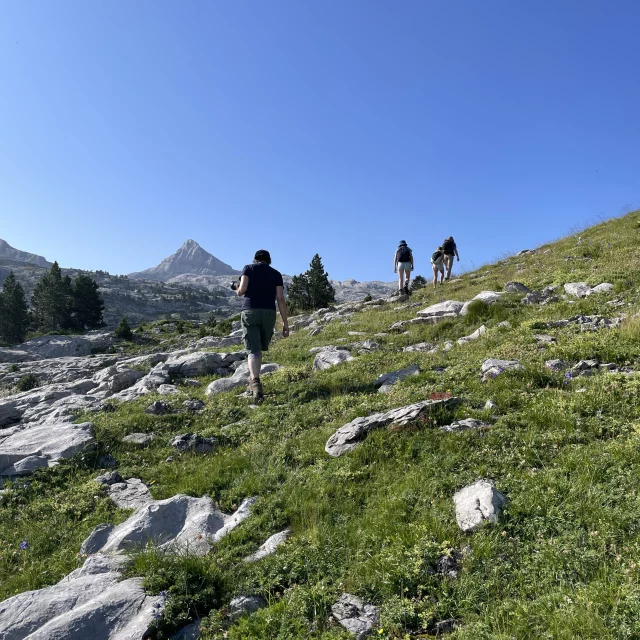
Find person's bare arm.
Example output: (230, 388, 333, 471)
(455, 248, 460, 261)
(410, 251, 414, 270)
(276, 286, 289, 337)
(236, 275, 249, 296)
(393, 252, 398, 272)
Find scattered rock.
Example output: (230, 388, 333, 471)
(417, 300, 465, 321)
(533, 334, 556, 345)
(436, 550, 463, 579)
(591, 282, 614, 294)
(183, 399, 205, 412)
(108, 478, 154, 509)
(171, 620, 201, 640)
(484, 400, 498, 410)
(205, 362, 280, 396)
(313, 349, 354, 371)
(433, 619, 458, 635)
(122, 433, 155, 446)
(325, 397, 460, 456)
(497, 321, 511, 329)
(183, 379, 202, 387)
(243, 529, 291, 563)
(403, 342, 434, 353)
(458, 325, 487, 346)
(505, 282, 531, 293)
(170, 433, 216, 454)
(481, 359, 522, 381)
(564, 282, 591, 298)
(145, 401, 172, 415)
(440, 419, 489, 433)
(229, 595, 267, 620)
(454, 480, 508, 532)
(94, 470, 124, 486)
(157, 384, 180, 395)
(374, 365, 419, 393)
(331, 593, 379, 639)
(96, 453, 119, 469)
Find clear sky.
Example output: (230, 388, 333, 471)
(1, 0, 639, 281)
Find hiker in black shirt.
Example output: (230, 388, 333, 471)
(236, 249, 289, 403)
(393, 240, 414, 294)
(442, 236, 460, 280)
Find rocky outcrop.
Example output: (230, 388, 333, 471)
(325, 397, 460, 457)
(564, 282, 614, 298)
(454, 480, 507, 531)
(374, 365, 419, 393)
(416, 300, 464, 321)
(0, 332, 113, 363)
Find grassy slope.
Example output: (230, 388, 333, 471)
(2, 213, 640, 639)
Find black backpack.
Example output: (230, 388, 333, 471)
(397, 245, 412, 262)
(432, 250, 442, 263)
(443, 238, 455, 253)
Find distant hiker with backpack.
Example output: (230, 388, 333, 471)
(431, 246, 445, 290)
(442, 236, 459, 280)
(393, 240, 414, 294)
(233, 249, 289, 403)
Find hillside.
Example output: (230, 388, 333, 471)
(1, 212, 640, 639)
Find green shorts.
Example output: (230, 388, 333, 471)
(241, 309, 277, 354)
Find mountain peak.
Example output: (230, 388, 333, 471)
(128, 240, 239, 281)
(0, 238, 52, 268)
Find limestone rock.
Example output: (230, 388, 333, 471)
(440, 418, 489, 432)
(325, 397, 460, 457)
(533, 334, 556, 345)
(454, 480, 507, 531)
(374, 365, 419, 394)
(331, 593, 379, 639)
(417, 300, 464, 320)
(195, 335, 243, 349)
(171, 620, 201, 640)
(402, 342, 433, 353)
(205, 362, 280, 396)
(83, 494, 256, 556)
(122, 432, 155, 446)
(0, 331, 113, 364)
(183, 379, 202, 387)
(183, 399, 205, 412)
(505, 282, 531, 293)
(94, 470, 123, 486)
(564, 282, 591, 298)
(170, 433, 216, 454)
(591, 282, 614, 294)
(157, 384, 180, 395)
(313, 349, 354, 371)
(107, 478, 153, 509)
(484, 400, 498, 411)
(229, 595, 267, 620)
(545, 359, 568, 372)
(481, 359, 522, 381)
(0, 553, 161, 640)
(243, 529, 291, 563)
(457, 325, 487, 346)
(309, 345, 350, 355)
(145, 401, 172, 415)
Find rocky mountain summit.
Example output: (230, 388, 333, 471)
(128, 240, 240, 281)
(0, 238, 52, 269)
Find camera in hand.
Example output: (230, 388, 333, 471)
(230, 280, 239, 291)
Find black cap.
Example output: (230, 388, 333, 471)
(254, 249, 272, 264)
(399, 240, 407, 245)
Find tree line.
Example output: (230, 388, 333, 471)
(0, 262, 104, 345)
(286, 253, 336, 312)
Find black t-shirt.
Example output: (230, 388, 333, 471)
(241, 262, 284, 311)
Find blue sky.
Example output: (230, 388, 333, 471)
(1, 0, 639, 281)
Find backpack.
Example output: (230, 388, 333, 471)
(432, 250, 443, 263)
(443, 238, 455, 254)
(397, 245, 412, 262)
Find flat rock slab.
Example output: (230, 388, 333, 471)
(325, 397, 460, 457)
(417, 300, 464, 318)
(229, 595, 267, 621)
(107, 478, 153, 509)
(481, 359, 523, 381)
(545, 359, 568, 372)
(505, 282, 531, 293)
(564, 282, 591, 298)
(122, 432, 155, 446)
(83, 494, 256, 556)
(243, 529, 291, 563)
(331, 593, 379, 639)
(0, 553, 161, 640)
(170, 433, 216, 454)
(0, 331, 113, 363)
(0, 422, 95, 476)
(402, 342, 434, 353)
(313, 349, 354, 371)
(454, 480, 508, 532)
(375, 365, 419, 393)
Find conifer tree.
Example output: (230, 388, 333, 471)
(114, 316, 133, 340)
(31, 262, 73, 332)
(72, 274, 105, 330)
(0, 272, 29, 344)
(286, 254, 335, 311)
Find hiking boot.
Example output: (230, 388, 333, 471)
(249, 378, 264, 404)
(404, 283, 411, 295)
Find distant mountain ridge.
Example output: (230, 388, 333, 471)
(128, 240, 240, 281)
(0, 239, 52, 269)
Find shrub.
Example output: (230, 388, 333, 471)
(16, 373, 39, 392)
(114, 317, 134, 340)
(412, 275, 427, 290)
(363, 294, 373, 302)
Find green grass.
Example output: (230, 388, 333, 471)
(3, 212, 640, 638)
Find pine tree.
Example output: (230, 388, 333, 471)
(114, 316, 133, 340)
(0, 272, 29, 344)
(307, 254, 335, 309)
(286, 254, 335, 312)
(72, 274, 105, 330)
(31, 262, 74, 332)
(412, 275, 427, 290)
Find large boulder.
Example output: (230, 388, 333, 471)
(325, 397, 460, 457)
(453, 480, 508, 531)
(313, 349, 354, 371)
(0, 554, 162, 640)
(331, 593, 379, 639)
